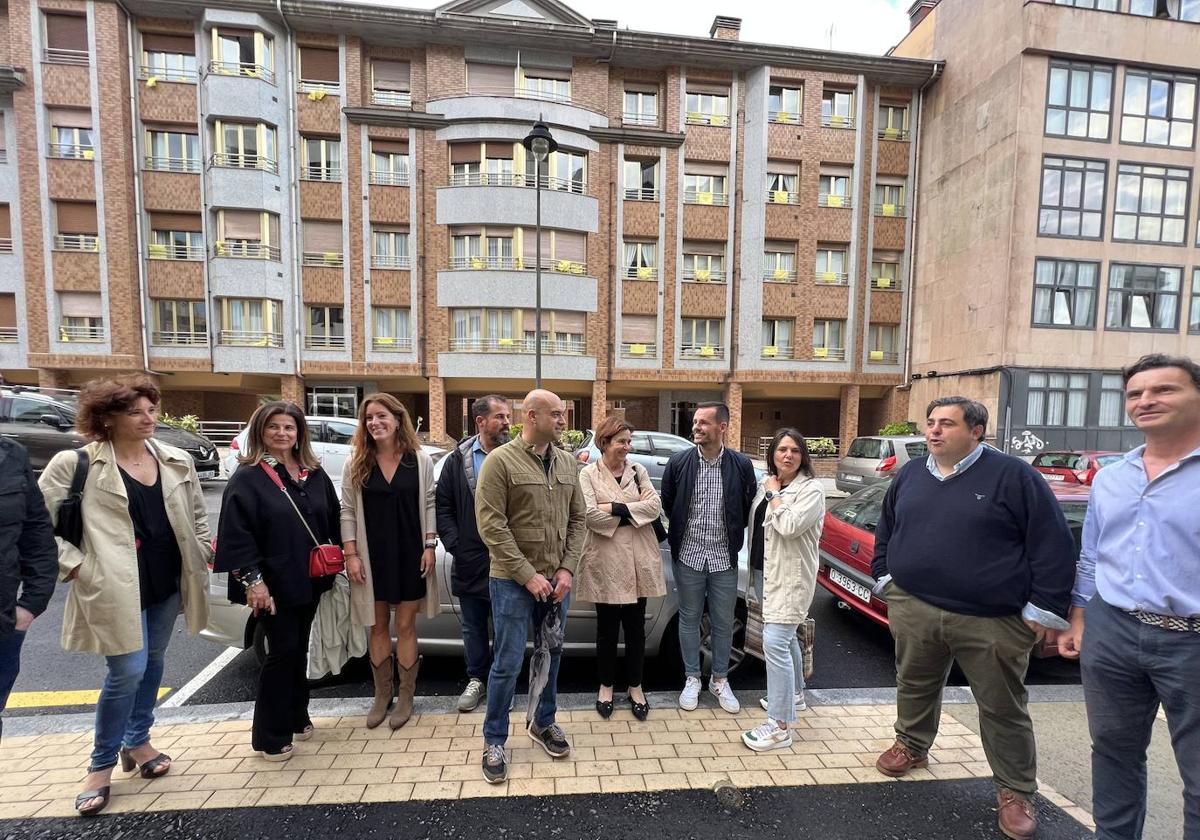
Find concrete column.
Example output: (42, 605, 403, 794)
(427, 376, 448, 445)
(839, 384, 861, 456)
(280, 375, 305, 407)
(725, 381, 744, 452)
(38, 369, 70, 390)
(591, 380, 608, 429)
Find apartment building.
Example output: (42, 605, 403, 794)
(895, 0, 1200, 456)
(0, 0, 939, 448)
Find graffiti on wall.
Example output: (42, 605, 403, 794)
(1009, 430, 1046, 455)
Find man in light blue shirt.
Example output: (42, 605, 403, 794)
(1060, 354, 1200, 840)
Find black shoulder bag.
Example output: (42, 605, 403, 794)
(54, 449, 90, 549)
(633, 465, 669, 545)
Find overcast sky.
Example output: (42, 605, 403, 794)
(352, 0, 913, 57)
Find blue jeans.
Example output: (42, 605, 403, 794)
(674, 561, 738, 680)
(763, 623, 803, 724)
(1082, 597, 1200, 840)
(0, 629, 27, 740)
(458, 594, 493, 682)
(91, 592, 180, 770)
(483, 577, 568, 746)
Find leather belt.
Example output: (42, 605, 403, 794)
(1126, 609, 1200, 633)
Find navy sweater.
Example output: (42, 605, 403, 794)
(870, 448, 1076, 619)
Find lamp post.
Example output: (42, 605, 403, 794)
(522, 120, 557, 388)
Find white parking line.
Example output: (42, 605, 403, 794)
(160, 646, 243, 709)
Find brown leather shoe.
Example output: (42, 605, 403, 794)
(875, 740, 928, 777)
(996, 787, 1037, 840)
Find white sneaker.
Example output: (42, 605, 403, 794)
(759, 692, 807, 713)
(709, 678, 741, 714)
(678, 676, 702, 711)
(742, 719, 793, 752)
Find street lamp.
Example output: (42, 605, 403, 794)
(522, 120, 557, 388)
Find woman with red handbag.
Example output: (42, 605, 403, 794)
(214, 401, 341, 761)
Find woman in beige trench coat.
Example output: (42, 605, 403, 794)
(576, 417, 665, 721)
(39, 377, 211, 817)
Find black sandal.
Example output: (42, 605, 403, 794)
(630, 695, 650, 721)
(120, 747, 172, 779)
(74, 786, 110, 817)
(595, 699, 614, 719)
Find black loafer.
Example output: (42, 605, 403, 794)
(595, 699, 614, 719)
(630, 696, 650, 721)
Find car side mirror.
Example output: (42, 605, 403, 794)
(40, 414, 65, 429)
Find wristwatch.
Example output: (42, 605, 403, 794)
(764, 490, 776, 501)
(424, 538, 438, 550)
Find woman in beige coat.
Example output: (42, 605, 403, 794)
(340, 393, 437, 730)
(39, 377, 211, 817)
(576, 417, 665, 721)
(740, 427, 825, 754)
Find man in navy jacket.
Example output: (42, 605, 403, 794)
(871, 396, 1075, 840)
(660, 402, 756, 715)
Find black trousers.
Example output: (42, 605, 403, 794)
(595, 599, 647, 688)
(252, 599, 318, 752)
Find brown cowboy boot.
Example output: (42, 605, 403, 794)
(996, 787, 1037, 840)
(365, 656, 394, 729)
(390, 657, 420, 730)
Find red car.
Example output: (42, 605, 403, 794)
(816, 481, 1090, 657)
(1032, 451, 1122, 486)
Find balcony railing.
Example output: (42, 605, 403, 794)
(622, 112, 659, 127)
(298, 79, 339, 94)
(878, 126, 910, 141)
(301, 165, 341, 181)
(682, 268, 726, 284)
(372, 254, 411, 269)
(448, 255, 587, 274)
(874, 203, 907, 218)
(768, 110, 801, 125)
(372, 336, 413, 352)
(0, 327, 17, 343)
(59, 324, 105, 342)
(815, 271, 849, 286)
(152, 331, 208, 346)
(214, 242, 280, 261)
(139, 64, 198, 84)
(455, 84, 572, 105)
(867, 350, 900, 364)
(449, 336, 585, 355)
(302, 251, 344, 267)
(304, 334, 345, 350)
(371, 89, 412, 108)
(218, 330, 283, 347)
(766, 190, 800, 205)
(0, 238, 12, 254)
(623, 187, 659, 201)
(821, 113, 855, 129)
(811, 346, 847, 361)
(623, 265, 657, 280)
(760, 344, 793, 359)
(208, 61, 275, 85)
(764, 268, 797, 283)
(144, 156, 201, 173)
(48, 143, 94, 160)
(620, 341, 658, 358)
(683, 189, 729, 206)
(54, 234, 99, 252)
(148, 243, 204, 260)
(871, 275, 901, 291)
(685, 112, 730, 127)
(681, 344, 726, 359)
(44, 48, 89, 65)
(209, 153, 278, 174)
(0, 150, 7, 164)
(447, 172, 586, 193)
(817, 193, 852, 208)
(370, 169, 411, 186)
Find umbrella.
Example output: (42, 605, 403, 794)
(525, 594, 565, 725)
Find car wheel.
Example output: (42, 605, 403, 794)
(698, 599, 748, 678)
(253, 620, 269, 665)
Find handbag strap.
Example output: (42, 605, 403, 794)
(68, 449, 90, 499)
(259, 462, 322, 549)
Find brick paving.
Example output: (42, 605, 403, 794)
(0, 703, 1095, 830)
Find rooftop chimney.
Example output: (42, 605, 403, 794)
(709, 16, 741, 41)
(908, 0, 939, 29)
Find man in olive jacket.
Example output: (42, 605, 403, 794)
(474, 388, 586, 784)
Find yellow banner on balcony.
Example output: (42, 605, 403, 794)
(630, 343, 647, 355)
(869, 350, 885, 361)
(687, 111, 703, 123)
(772, 268, 789, 281)
(515, 257, 524, 270)
(711, 114, 729, 126)
(470, 257, 485, 270)
(636, 266, 652, 280)
(772, 190, 790, 204)
(376, 336, 395, 346)
(556, 259, 572, 273)
(498, 337, 514, 347)
(83, 149, 95, 161)
(813, 347, 829, 358)
(148, 243, 167, 259)
(819, 271, 837, 283)
(883, 127, 901, 139)
(881, 203, 897, 217)
(694, 269, 711, 282)
(146, 76, 158, 88)
(875, 277, 892, 288)
(825, 195, 844, 208)
(830, 114, 847, 126)
(775, 111, 792, 124)
(762, 345, 778, 357)
(700, 345, 715, 357)
(308, 89, 327, 101)
(697, 191, 714, 205)
(323, 252, 340, 265)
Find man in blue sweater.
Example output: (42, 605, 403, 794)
(871, 396, 1076, 840)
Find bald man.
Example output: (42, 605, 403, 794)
(474, 389, 586, 783)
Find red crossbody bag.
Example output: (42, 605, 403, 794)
(260, 463, 345, 577)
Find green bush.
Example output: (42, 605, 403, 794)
(878, 421, 918, 436)
(160, 413, 200, 433)
(807, 436, 838, 457)
(505, 424, 585, 451)
(509, 422, 522, 439)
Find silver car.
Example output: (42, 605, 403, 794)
(835, 435, 927, 493)
(573, 429, 695, 493)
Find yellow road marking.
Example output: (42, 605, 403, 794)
(7, 688, 171, 709)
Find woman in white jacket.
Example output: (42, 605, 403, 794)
(740, 428, 825, 752)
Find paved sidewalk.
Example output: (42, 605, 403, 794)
(0, 697, 1095, 831)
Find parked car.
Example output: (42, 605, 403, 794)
(574, 429, 695, 493)
(835, 435, 928, 493)
(1032, 450, 1122, 485)
(815, 480, 1089, 658)
(0, 384, 220, 477)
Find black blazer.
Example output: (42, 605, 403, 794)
(214, 461, 339, 607)
(0, 440, 58, 638)
(659, 446, 757, 570)
(435, 435, 491, 599)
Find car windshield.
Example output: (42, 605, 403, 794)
(846, 438, 884, 459)
(904, 441, 928, 458)
(1095, 455, 1123, 468)
(1034, 453, 1083, 469)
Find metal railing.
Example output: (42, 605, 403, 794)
(454, 84, 572, 105)
(59, 324, 105, 342)
(447, 171, 586, 193)
(208, 61, 275, 84)
(371, 89, 412, 108)
(821, 113, 855, 129)
(372, 254, 411, 269)
(815, 272, 849, 286)
(867, 350, 900, 364)
(213, 242, 281, 260)
(304, 334, 345, 350)
(218, 329, 283, 347)
(139, 64, 198, 83)
(766, 190, 800, 205)
(683, 189, 729, 206)
(0, 327, 17, 343)
(0, 238, 12, 254)
(44, 47, 89, 65)
(811, 346, 847, 361)
(622, 112, 659, 127)
(0, 150, 7, 164)
(871, 276, 901, 291)
(298, 79, 339, 94)
(54, 234, 99, 252)
(144, 156, 201, 173)
(623, 266, 658, 280)
(301, 165, 341, 181)
(209, 153, 278, 174)
(370, 169, 410, 186)
(685, 112, 731, 127)
(680, 345, 725, 359)
(760, 344, 793, 359)
(302, 251, 344, 267)
(449, 336, 585, 355)
(198, 420, 245, 446)
(767, 110, 801, 124)
(874, 203, 907, 218)
(682, 268, 726, 283)
(619, 342, 657, 358)
(448, 255, 587, 274)
(763, 268, 797, 283)
(878, 127, 910, 141)
(817, 193, 852, 208)
(147, 243, 204, 260)
(151, 330, 208, 346)
(372, 336, 413, 352)
(623, 187, 659, 201)
(48, 143, 94, 160)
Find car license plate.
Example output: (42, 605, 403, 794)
(842, 473, 862, 483)
(197, 470, 216, 480)
(1043, 473, 1064, 482)
(829, 568, 872, 604)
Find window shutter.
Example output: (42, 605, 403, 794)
(484, 226, 514, 238)
(304, 221, 342, 252)
(621, 314, 656, 343)
(485, 142, 515, 160)
(0, 114, 5, 153)
(371, 139, 408, 154)
(150, 212, 202, 231)
(0, 205, 10, 239)
(372, 60, 410, 91)
(453, 225, 483, 237)
(56, 202, 97, 234)
(522, 230, 549, 261)
(45, 14, 88, 51)
(554, 231, 585, 262)
(450, 143, 481, 164)
(60, 292, 103, 317)
(684, 240, 725, 256)
(141, 32, 194, 53)
(300, 46, 339, 82)
(552, 311, 586, 333)
(687, 82, 729, 96)
(467, 62, 514, 93)
(48, 108, 92, 129)
(0, 293, 16, 327)
(767, 160, 798, 175)
(685, 161, 728, 177)
(222, 210, 261, 239)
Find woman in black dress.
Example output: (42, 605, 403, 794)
(340, 393, 437, 729)
(214, 402, 340, 760)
